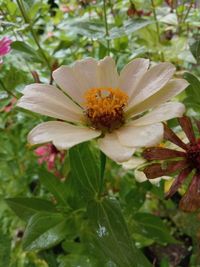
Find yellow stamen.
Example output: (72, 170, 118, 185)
(84, 88, 128, 131)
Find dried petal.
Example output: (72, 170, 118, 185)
(179, 173, 200, 212)
(143, 147, 186, 160)
(195, 119, 200, 134)
(178, 116, 196, 144)
(143, 160, 188, 179)
(165, 167, 192, 199)
(164, 123, 188, 150)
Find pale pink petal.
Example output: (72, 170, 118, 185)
(116, 123, 163, 147)
(98, 133, 135, 162)
(28, 121, 101, 149)
(17, 83, 83, 123)
(53, 58, 98, 105)
(119, 58, 149, 97)
(132, 102, 185, 126)
(97, 56, 119, 88)
(128, 62, 176, 107)
(126, 79, 188, 117)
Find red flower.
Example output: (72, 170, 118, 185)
(143, 116, 200, 212)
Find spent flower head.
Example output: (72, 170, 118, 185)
(17, 56, 188, 162)
(143, 116, 200, 212)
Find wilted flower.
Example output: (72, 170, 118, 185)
(143, 116, 200, 212)
(17, 56, 188, 162)
(0, 37, 12, 64)
(35, 143, 65, 172)
(121, 156, 171, 184)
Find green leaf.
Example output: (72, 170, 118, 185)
(190, 40, 200, 63)
(109, 19, 153, 39)
(183, 73, 200, 109)
(11, 41, 42, 62)
(23, 212, 68, 251)
(68, 19, 105, 39)
(0, 234, 11, 266)
(87, 198, 152, 267)
(39, 170, 69, 206)
(133, 213, 176, 244)
(6, 197, 56, 221)
(69, 142, 101, 198)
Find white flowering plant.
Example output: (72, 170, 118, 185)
(0, 0, 200, 266)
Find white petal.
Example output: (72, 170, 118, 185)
(17, 84, 83, 123)
(134, 170, 171, 184)
(97, 56, 119, 88)
(117, 123, 163, 147)
(134, 169, 148, 183)
(98, 133, 135, 163)
(53, 58, 98, 105)
(132, 102, 185, 126)
(28, 121, 101, 149)
(121, 157, 146, 170)
(128, 62, 175, 107)
(73, 58, 99, 90)
(119, 58, 149, 97)
(126, 79, 188, 117)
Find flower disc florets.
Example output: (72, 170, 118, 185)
(84, 88, 128, 132)
(186, 142, 200, 171)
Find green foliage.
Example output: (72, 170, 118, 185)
(0, 0, 200, 266)
(6, 198, 56, 221)
(23, 212, 68, 251)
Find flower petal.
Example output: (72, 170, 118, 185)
(134, 169, 171, 184)
(121, 157, 146, 170)
(179, 173, 200, 212)
(53, 58, 98, 105)
(98, 133, 135, 162)
(143, 160, 188, 179)
(164, 123, 188, 150)
(132, 102, 185, 126)
(117, 123, 163, 147)
(28, 121, 101, 149)
(127, 79, 188, 117)
(178, 116, 196, 144)
(17, 83, 83, 123)
(97, 56, 119, 88)
(119, 58, 149, 97)
(128, 62, 175, 106)
(143, 147, 186, 160)
(165, 167, 192, 199)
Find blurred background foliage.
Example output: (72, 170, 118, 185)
(0, 0, 200, 266)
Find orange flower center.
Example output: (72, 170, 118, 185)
(84, 88, 128, 131)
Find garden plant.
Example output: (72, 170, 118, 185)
(0, 0, 200, 266)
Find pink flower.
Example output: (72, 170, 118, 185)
(35, 143, 65, 173)
(0, 37, 12, 63)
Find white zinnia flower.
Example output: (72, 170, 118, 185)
(17, 57, 188, 162)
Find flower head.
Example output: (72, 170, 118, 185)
(0, 37, 12, 64)
(17, 57, 188, 162)
(143, 116, 200, 212)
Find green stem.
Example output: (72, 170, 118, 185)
(16, 0, 51, 70)
(150, 0, 160, 43)
(182, 0, 194, 24)
(0, 80, 18, 99)
(99, 151, 106, 196)
(103, 0, 110, 55)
